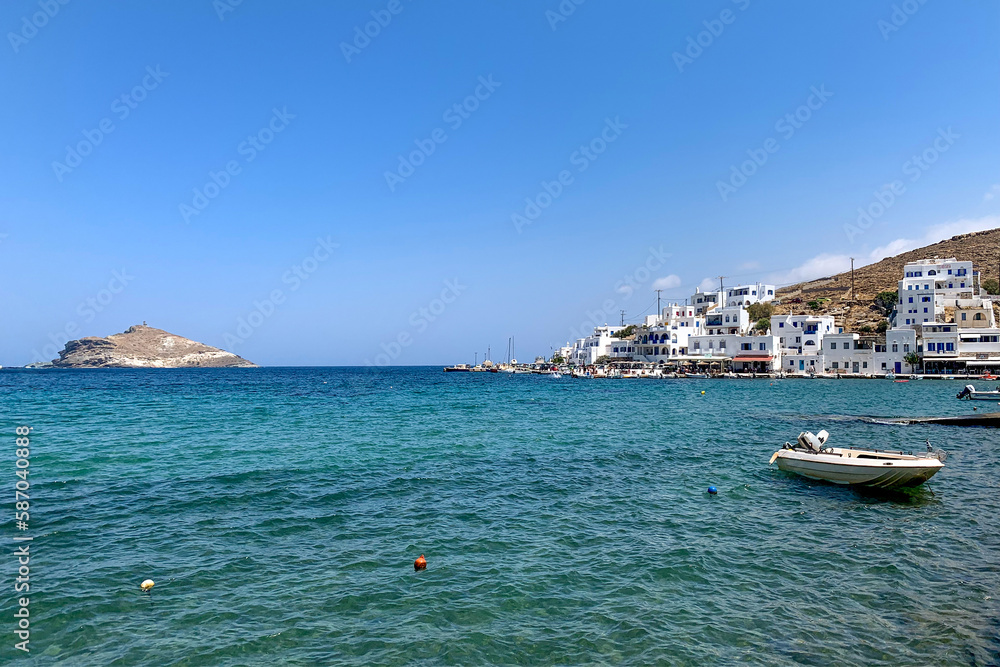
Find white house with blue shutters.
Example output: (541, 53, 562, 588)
(725, 283, 776, 308)
(896, 258, 977, 327)
(770, 314, 836, 375)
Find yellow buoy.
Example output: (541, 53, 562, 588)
(701, 391, 705, 395)
(140, 579, 155, 591)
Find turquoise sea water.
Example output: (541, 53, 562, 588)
(1, 368, 998, 666)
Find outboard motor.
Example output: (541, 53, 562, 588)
(957, 385, 975, 399)
(796, 431, 825, 452)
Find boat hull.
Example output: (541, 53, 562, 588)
(774, 450, 942, 489)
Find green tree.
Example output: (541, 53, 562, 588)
(807, 300, 820, 310)
(747, 302, 774, 321)
(754, 317, 770, 332)
(876, 319, 889, 333)
(859, 325, 873, 333)
(983, 279, 999, 295)
(613, 325, 636, 339)
(904, 351, 921, 372)
(874, 291, 898, 315)
(550, 355, 565, 364)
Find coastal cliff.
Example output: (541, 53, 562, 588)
(51, 325, 256, 368)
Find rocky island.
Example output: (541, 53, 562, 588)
(49, 325, 256, 368)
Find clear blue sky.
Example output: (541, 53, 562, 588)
(2, 1, 998, 366)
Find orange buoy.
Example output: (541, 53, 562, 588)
(414, 554, 427, 571)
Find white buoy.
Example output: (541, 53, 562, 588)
(140, 579, 155, 591)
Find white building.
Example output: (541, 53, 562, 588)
(704, 306, 750, 336)
(771, 314, 836, 355)
(896, 258, 979, 327)
(888, 257, 1000, 373)
(886, 328, 918, 374)
(566, 325, 627, 365)
(823, 333, 870, 375)
(690, 289, 723, 315)
(770, 314, 836, 375)
(918, 323, 1000, 374)
(726, 283, 776, 308)
(687, 332, 780, 372)
(628, 304, 703, 362)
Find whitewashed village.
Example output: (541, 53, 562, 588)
(469, 256, 1000, 379)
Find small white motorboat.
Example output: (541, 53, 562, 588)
(956, 384, 1000, 400)
(769, 430, 945, 489)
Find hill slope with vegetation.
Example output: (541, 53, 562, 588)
(772, 228, 1000, 331)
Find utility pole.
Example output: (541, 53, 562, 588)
(655, 289, 662, 315)
(850, 257, 855, 303)
(620, 310, 626, 326)
(717, 276, 726, 292)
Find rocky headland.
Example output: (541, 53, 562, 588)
(50, 325, 256, 368)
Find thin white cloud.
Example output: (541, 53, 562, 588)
(697, 277, 717, 291)
(738, 261, 760, 271)
(652, 274, 682, 290)
(984, 184, 1000, 201)
(769, 215, 1000, 286)
(767, 254, 853, 286)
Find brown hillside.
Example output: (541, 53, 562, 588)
(773, 228, 1000, 331)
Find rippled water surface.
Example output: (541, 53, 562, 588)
(1, 368, 999, 665)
